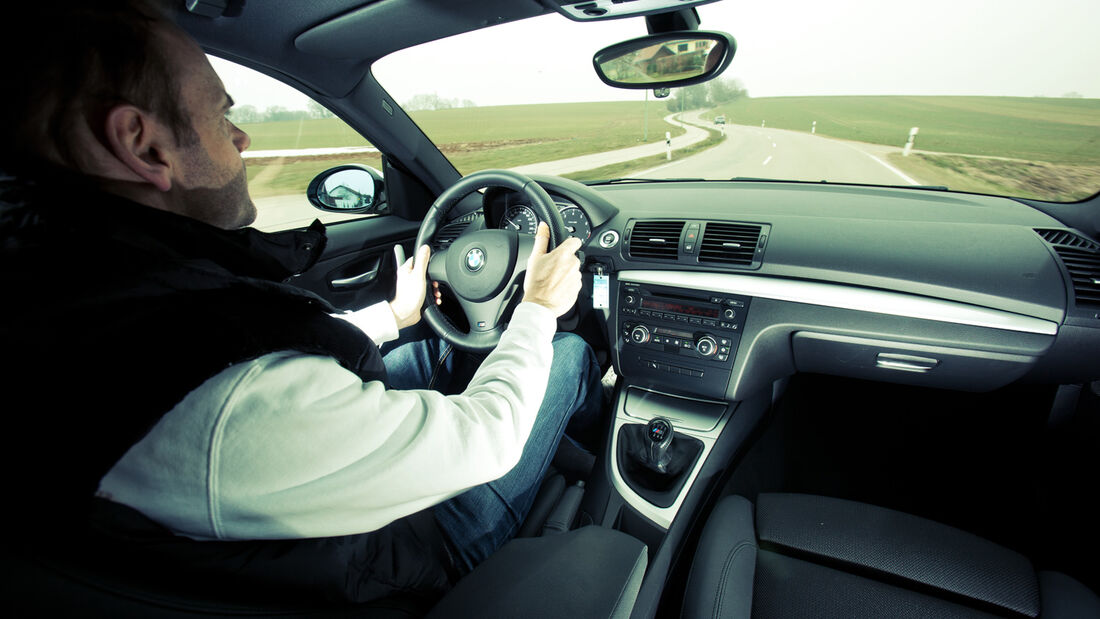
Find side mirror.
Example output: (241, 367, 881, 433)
(593, 31, 735, 90)
(307, 164, 385, 214)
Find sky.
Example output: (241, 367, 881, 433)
(211, 0, 1100, 111)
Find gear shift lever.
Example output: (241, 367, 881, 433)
(645, 417, 674, 474)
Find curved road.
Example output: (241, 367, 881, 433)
(511, 113, 709, 176)
(638, 113, 918, 186)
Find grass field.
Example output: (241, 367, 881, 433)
(707, 96, 1100, 166)
(706, 95, 1100, 200)
(242, 101, 685, 197)
(243, 96, 1100, 202)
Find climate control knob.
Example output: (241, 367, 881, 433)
(630, 325, 652, 344)
(695, 335, 718, 357)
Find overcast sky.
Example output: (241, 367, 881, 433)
(212, 0, 1100, 110)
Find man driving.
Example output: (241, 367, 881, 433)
(0, 0, 601, 603)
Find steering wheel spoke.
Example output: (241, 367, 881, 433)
(427, 247, 449, 282)
(455, 284, 520, 333)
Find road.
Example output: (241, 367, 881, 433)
(510, 113, 709, 176)
(637, 117, 919, 186)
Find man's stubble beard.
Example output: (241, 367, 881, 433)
(177, 149, 256, 230)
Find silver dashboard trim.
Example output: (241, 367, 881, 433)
(619, 270, 1058, 336)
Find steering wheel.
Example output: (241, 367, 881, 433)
(415, 169, 568, 353)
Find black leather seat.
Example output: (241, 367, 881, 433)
(683, 493, 1100, 618)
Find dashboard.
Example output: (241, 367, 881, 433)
(446, 175, 1100, 403)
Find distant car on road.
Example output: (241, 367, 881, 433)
(714, 115, 726, 124)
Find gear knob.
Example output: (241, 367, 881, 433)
(646, 417, 674, 473)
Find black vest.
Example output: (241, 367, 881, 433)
(0, 173, 454, 604)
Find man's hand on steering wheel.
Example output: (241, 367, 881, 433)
(522, 223, 583, 318)
(388, 244, 442, 329)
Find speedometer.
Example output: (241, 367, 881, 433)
(500, 205, 538, 235)
(559, 205, 591, 241)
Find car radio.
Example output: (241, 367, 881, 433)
(616, 281, 751, 399)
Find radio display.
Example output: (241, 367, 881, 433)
(640, 297, 719, 318)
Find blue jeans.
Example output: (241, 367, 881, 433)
(381, 324, 602, 574)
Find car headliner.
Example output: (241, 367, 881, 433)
(174, 1, 557, 99)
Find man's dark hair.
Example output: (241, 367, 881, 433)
(0, 0, 196, 171)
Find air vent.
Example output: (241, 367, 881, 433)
(698, 223, 762, 266)
(1053, 246, 1100, 308)
(1035, 229, 1100, 308)
(629, 220, 685, 260)
(434, 212, 482, 249)
(1036, 228, 1100, 252)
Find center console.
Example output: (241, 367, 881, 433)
(598, 276, 759, 528)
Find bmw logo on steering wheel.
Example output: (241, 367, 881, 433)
(464, 247, 485, 272)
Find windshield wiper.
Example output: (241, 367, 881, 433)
(729, 177, 950, 191)
(586, 177, 705, 185)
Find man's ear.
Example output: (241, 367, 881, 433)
(103, 105, 176, 192)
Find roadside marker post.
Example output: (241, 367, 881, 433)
(812, 121, 816, 134)
(761, 120, 766, 128)
(903, 126, 919, 156)
(666, 131, 672, 160)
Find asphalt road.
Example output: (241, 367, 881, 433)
(511, 113, 709, 176)
(638, 115, 919, 186)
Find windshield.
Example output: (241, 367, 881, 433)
(373, 0, 1100, 202)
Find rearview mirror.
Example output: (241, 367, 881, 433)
(593, 31, 735, 90)
(307, 165, 385, 214)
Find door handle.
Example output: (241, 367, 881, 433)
(331, 259, 381, 289)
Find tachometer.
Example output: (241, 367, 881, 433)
(501, 205, 538, 235)
(559, 205, 591, 241)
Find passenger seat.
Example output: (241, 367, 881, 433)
(682, 493, 1100, 618)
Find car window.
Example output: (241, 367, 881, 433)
(373, 0, 1100, 202)
(209, 57, 385, 232)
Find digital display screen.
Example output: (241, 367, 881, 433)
(641, 297, 719, 318)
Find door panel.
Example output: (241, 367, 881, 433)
(291, 215, 421, 311)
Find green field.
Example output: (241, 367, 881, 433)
(242, 101, 685, 197)
(708, 96, 1100, 166)
(243, 96, 1100, 201)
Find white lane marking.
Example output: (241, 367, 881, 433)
(835, 141, 920, 185)
(861, 151, 919, 185)
(762, 156, 773, 166)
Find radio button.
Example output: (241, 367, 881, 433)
(689, 317, 702, 325)
(722, 308, 737, 320)
(709, 296, 722, 304)
(703, 319, 718, 327)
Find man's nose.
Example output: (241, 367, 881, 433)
(234, 125, 251, 153)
